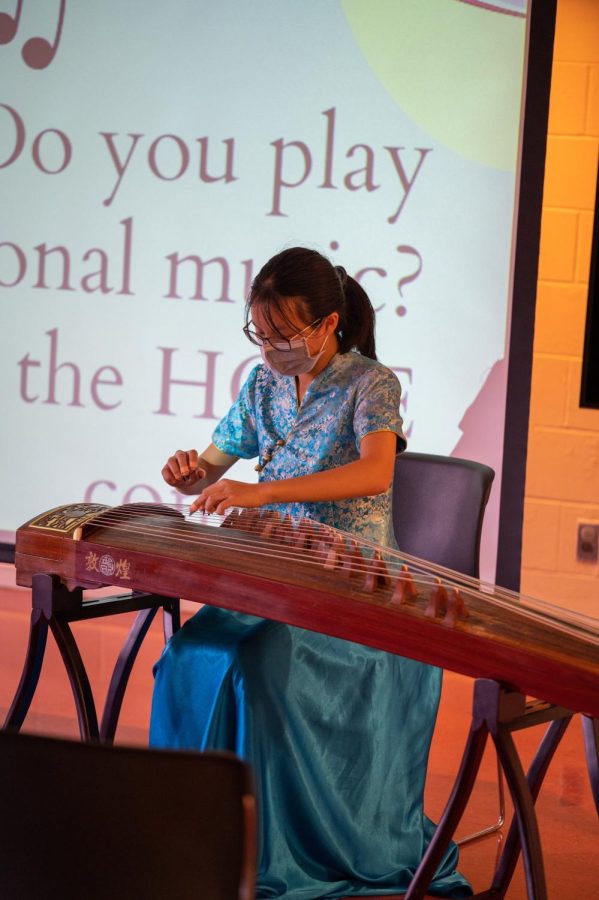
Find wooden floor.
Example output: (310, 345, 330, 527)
(1, 567, 597, 899)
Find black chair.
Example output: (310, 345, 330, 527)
(0, 730, 256, 900)
(392, 451, 494, 580)
(392, 451, 502, 845)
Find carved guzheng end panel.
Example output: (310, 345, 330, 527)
(28, 504, 109, 534)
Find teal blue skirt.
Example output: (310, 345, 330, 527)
(150, 607, 471, 898)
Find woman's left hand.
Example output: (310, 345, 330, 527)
(189, 479, 267, 515)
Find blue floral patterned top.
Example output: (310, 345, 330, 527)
(212, 350, 406, 548)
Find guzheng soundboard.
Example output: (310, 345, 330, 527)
(14, 502, 599, 719)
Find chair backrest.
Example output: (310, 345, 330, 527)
(0, 730, 256, 900)
(392, 452, 495, 578)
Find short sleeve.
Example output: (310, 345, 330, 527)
(212, 366, 260, 459)
(353, 366, 407, 453)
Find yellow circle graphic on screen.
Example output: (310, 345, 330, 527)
(340, 0, 527, 171)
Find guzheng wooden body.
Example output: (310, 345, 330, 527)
(14, 502, 599, 719)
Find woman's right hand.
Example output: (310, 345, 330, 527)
(161, 449, 207, 487)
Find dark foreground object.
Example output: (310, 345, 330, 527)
(0, 729, 256, 900)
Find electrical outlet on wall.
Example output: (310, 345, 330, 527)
(577, 522, 599, 563)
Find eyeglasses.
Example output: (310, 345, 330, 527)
(243, 318, 323, 351)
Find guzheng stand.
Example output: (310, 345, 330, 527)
(406, 679, 599, 900)
(3, 573, 180, 743)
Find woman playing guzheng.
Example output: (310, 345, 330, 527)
(151, 247, 471, 898)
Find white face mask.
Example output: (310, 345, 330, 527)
(260, 332, 329, 376)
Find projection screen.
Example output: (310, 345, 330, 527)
(0, 0, 534, 581)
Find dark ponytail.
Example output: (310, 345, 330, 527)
(334, 266, 377, 360)
(247, 248, 377, 360)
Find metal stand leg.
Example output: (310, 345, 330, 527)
(4, 572, 180, 744)
(3, 608, 49, 731)
(458, 753, 506, 846)
(100, 607, 159, 744)
(163, 598, 181, 642)
(3, 572, 81, 733)
(406, 680, 574, 900)
(404, 718, 490, 899)
(100, 595, 182, 743)
(492, 730, 547, 899)
(490, 716, 571, 898)
(582, 715, 599, 816)
(49, 617, 100, 742)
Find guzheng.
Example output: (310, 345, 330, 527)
(14, 502, 599, 719)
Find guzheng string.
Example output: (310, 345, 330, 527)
(179, 509, 599, 632)
(80, 505, 448, 586)
(78, 509, 410, 581)
(77, 502, 590, 608)
(73, 503, 599, 642)
(77, 502, 557, 599)
(80, 504, 474, 592)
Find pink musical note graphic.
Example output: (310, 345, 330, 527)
(0, 0, 66, 69)
(22, 0, 65, 69)
(0, 0, 24, 44)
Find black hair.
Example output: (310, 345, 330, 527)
(246, 247, 377, 360)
